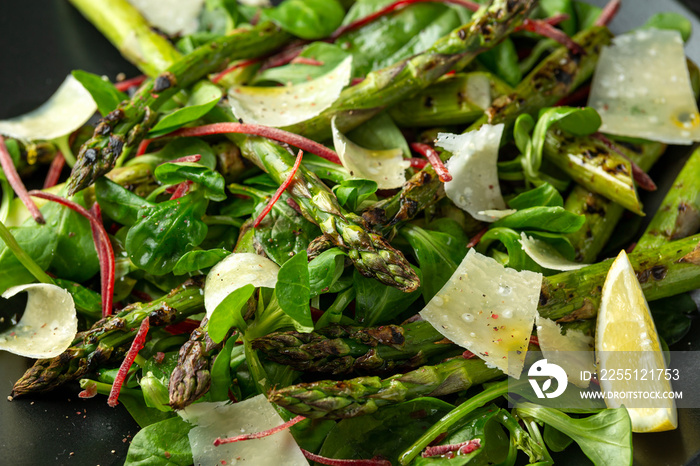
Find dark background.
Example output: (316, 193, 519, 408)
(2, 1, 700, 465)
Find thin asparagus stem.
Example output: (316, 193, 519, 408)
(636, 146, 700, 250)
(11, 277, 204, 397)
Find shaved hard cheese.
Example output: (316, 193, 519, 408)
(436, 124, 509, 222)
(0, 284, 77, 358)
(204, 253, 279, 319)
(420, 249, 543, 378)
(229, 56, 352, 127)
(588, 28, 700, 144)
(0, 75, 96, 141)
(128, 0, 204, 36)
(331, 117, 410, 189)
(180, 395, 309, 466)
(520, 233, 587, 271)
(536, 315, 594, 388)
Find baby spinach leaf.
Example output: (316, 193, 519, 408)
(40, 190, 99, 282)
(649, 293, 698, 345)
(172, 248, 229, 275)
(320, 398, 454, 464)
(275, 250, 313, 332)
(642, 12, 692, 42)
(544, 424, 573, 452)
(354, 267, 422, 326)
(264, 0, 345, 40)
(71, 69, 126, 116)
(400, 224, 467, 302)
(492, 206, 585, 234)
(95, 177, 154, 226)
(340, 1, 463, 77)
(154, 162, 226, 201)
(0, 225, 57, 294)
(148, 81, 222, 138)
(574, 1, 602, 30)
(208, 284, 256, 343)
(308, 248, 347, 297)
(209, 333, 237, 401)
(252, 194, 321, 266)
(302, 153, 352, 183)
(347, 112, 410, 157)
(125, 193, 209, 275)
(516, 403, 632, 466)
(508, 183, 564, 209)
(477, 38, 522, 87)
(254, 42, 351, 85)
(332, 179, 378, 212)
(124, 417, 193, 466)
(478, 227, 542, 272)
(53, 278, 102, 319)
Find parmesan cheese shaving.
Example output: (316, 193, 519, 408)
(229, 56, 352, 127)
(331, 117, 409, 189)
(420, 249, 542, 378)
(436, 124, 507, 222)
(204, 253, 279, 319)
(536, 315, 594, 388)
(0, 75, 96, 141)
(0, 283, 77, 359)
(128, 0, 204, 36)
(588, 29, 700, 144)
(520, 233, 587, 271)
(179, 396, 309, 466)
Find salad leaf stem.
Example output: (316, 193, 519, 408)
(0, 135, 44, 224)
(0, 219, 54, 285)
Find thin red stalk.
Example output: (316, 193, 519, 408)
(211, 58, 260, 84)
(164, 318, 201, 335)
(213, 415, 306, 446)
(410, 142, 452, 182)
(0, 135, 45, 224)
(78, 381, 98, 399)
(514, 13, 569, 33)
(253, 150, 304, 228)
(138, 123, 342, 165)
(408, 157, 428, 170)
(422, 439, 481, 458)
(160, 154, 202, 165)
(108, 317, 150, 407)
(169, 181, 192, 200)
(301, 450, 392, 466)
(462, 350, 476, 359)
(466, 227, 488, 249)
(290, 56, 324, 66)
(519, 19, 584, 55)
(529, 335, 540, 347)
(330, 0, 479, 40)
(259, 43, 308, 71)
(43, 152, 66, 189)
(131, 289, 153, 302)
(592, 133, 657, 191)
(114, 74, 147, 92)
(595, 0, 621, 27)
(351, 77, 366, 86)
(136, 138, 151, 156)
(29, 191, 115, 317)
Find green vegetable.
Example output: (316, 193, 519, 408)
(264, 0, 345, 40)
(148, 81, 223, 137)
(71, 70, 127, 116)
(275, 250, 314, 332)
(124, 417, 193, 466)
(208, 284, 255, 343)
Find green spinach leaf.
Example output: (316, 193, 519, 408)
(72, 70, 126, 116)
(172, 248, 229, 275)
(354, 267, 422, 326)
(264, 0, 345, 40)
(125, 193, 208, 275)
(508, 183, 564, 209)
(95, 177, 154, 226)
(332, 179, 378, 212)
(154, 162, 226, 201)
(208, 284, 256, 343)
(0, 225, 57, 293)
(148, 81, 222, 137)
(254, 42, 351, 85)
(308, 248, 347, 297)
(124, 417, 193, 466)
(275, 250, 313, 332)
(492, 206, 585, 234)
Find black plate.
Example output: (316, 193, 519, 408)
(1, 1, 700, 465)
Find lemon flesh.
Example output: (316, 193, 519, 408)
(596, 250, 678, 433)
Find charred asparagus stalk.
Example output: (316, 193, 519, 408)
(636, 146, 700, 250)
(252, 321, 460, 376)
(269, 356, 502, 419)
(11, 277, 204, 397)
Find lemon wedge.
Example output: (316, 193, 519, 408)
(596, 250, 677, 433)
